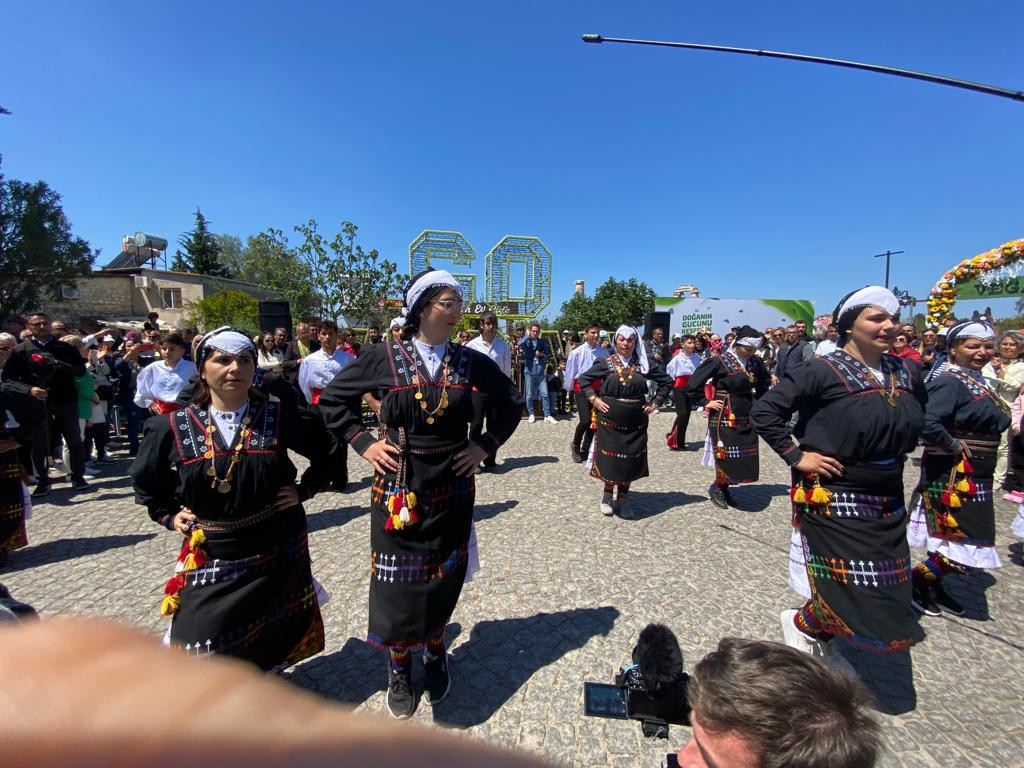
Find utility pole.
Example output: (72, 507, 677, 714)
(873, 249, 904, 288)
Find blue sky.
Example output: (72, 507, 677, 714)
(3, 1, 1022, 320)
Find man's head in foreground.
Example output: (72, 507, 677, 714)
(677, 638, 880, 768)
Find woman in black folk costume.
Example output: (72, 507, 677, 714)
(686, 325, 770, 509)
(130, 328, 337, 671)
(578, 325, 671, 520)
(751, 287, 926, 662)
(909, 321, 1010, 617)
(318, 269, 523, 720)
(0, 350, 44, 567)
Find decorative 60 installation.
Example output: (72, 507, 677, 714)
(409, 230, 553, 319)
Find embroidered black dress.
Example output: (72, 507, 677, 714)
(130, 396, 337, 670)
(751, 351, 927, 652)
(687, 350, 770, 485)
(910, 366, 1010, 568)
(0, 381, 43, 554)
(578, 355, 671, 485)
(318, 339, 523, 652)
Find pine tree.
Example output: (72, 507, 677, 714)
(175, 208, 228, 276)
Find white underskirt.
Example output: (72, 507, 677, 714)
(789, 527, 812, 599)
(908, 505, 1003, 569)
(585, 437, 596, 471)
(21, 483, 31, 521)
(1013, 504, 1024, 539)
(465, 521, 481, 581)
(701, 433, 715, 468)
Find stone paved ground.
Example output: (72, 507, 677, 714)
(4, 412, 1023, 767)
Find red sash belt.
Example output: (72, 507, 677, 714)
(311, 388, 323, 405)
(573, 378, 602, 392)
(154, 400, 179, 414)
(673, 375, 690, 390)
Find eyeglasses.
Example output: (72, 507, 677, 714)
(432, 299, 461, 312)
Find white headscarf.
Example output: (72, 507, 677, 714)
(614, 325, 650, 373)
(401, 269, 463, 322)
(834, 286, 899, 323)
(198, 326, 257, 360)
(388, 316, 404, 331)
(946, 320, 995, 346)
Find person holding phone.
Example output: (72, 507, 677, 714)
(517, 322, 556, 423)
(578, 325, 671, 519)
(318, 269, 523, 720)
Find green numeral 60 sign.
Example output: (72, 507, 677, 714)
(410, 230, 551, 319)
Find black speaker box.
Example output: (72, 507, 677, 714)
(644, 311, 670, 338)
(259, 300, 292, 335)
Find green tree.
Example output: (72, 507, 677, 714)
(553, 293, 597, 333)
(214, 234, 244, 279)
(0, 178, 97, 315)
(185, 289, 260, 336)
(295, 219, 402, 322)
(553, 277, 655, 332)
(174, 208, 228, 276)
(239, 228, 315, 317)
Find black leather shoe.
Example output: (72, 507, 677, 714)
(708, 483, 729, 509)
(571, 444, 584, 463)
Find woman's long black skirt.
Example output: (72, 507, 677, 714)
(793, 461, 924, 653)
(169, 504, 324, 671)
(590, 397, 648, 485)
(0, 445, 28, 552)
(368, 442, 474, 651)
(709, 396, 758, 485)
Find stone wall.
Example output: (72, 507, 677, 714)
(37, 275, 135, 328)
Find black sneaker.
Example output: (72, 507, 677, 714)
(708, 483, 729, 509)
(31, 484, 50, 499)
(932, 583, 965, 616)
(911, 581, 940, 616)
(71, 479, 91, 491)
(386, 664, 416, 719)
(571, 445, 584, 464)
(423, 650, 451, 705)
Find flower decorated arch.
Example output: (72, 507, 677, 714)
(927, 238, 1024, 327)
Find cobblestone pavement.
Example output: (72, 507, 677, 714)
(4, 411, 1023, 767)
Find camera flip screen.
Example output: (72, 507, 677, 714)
(583, 682, 628, 719)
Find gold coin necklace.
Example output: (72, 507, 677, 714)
(610, 355, 635, 385)
(412, 344, 451, 425)
(204, 408, 251, 494)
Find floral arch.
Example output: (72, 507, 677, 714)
(927, 239, 1024, 327)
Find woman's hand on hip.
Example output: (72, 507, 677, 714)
(591, 396, 610, 414)
(452, 443, 488, 477)
(793, 452, 844, 479)
(275, 484, 300, 510)
(362, 439, 401, 474)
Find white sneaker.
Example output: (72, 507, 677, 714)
(544, 415, 557, 424)
(823, 640, 858, 678)
(780, 609, 825, 658)
(528, 415, 536, 423)
(600, 492, 615, 516)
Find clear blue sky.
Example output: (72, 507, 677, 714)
(3, 1, 1022, 320)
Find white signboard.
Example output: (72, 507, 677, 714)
(654, 297, 816, 337)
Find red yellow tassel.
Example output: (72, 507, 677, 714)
(941, 491, 961, 508)
(161, 594, 181, 616)
(945, 513, 959, 528)
(956, 457, 973, 474)
(189, 528, 206, 549)
(791, 485, 807, 504)
(955, 478, 972, 494)
(810, 485, 832, 505)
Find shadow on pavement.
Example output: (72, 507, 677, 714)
(946, 569, 996, 622)
(432, 605, 620, 727)
(3, 533, 158, 572)
(287, 636, 383, 707)
(305, 505, 369, 534)
(731, 483, 790, 512)
(473, 500, 518, 522)
(491, 455, 558, 474)
(1009, 541, 1023, 567)
(626, 491, 704, 520)
(840, 641, 918, 715)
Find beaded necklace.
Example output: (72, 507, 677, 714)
(203, 407, 251, 494)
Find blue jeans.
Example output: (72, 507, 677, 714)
(523, 371, 550, 417)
